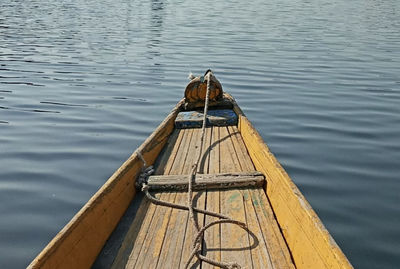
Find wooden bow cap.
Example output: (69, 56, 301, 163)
(184, 70, 223, 104)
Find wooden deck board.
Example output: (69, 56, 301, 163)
(157, 128, 202, 268)
(202, 126, 221, 269)
(178, 127, 210, 268)
(133, 129, 195, 268)
(109, 126, 295, 269)
(218, 127, 253, 268)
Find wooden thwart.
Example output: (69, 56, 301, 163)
(147, 171, 265, 191)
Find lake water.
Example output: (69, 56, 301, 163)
(1, 0, 399, 268)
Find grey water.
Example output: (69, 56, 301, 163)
(1, 0, 399, 268)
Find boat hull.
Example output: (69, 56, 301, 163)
(28, 94, 352, 269)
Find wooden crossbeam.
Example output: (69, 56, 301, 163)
(147, 171, 265, 191)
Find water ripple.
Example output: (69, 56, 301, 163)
(40, 101, 88, 107)
(0, 81, 44, 86)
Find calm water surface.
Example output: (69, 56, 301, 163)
(1, 0, 400, 268)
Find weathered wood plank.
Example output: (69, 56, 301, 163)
(149, 171, 264, 184)
(108, 194, 151, 269)
(219, 127, 241, 173)
(117, 192, 162, 269)
(218, 127, 253, 268)
(155, 190, 190, 269)
(147, 171, 264, 191)
(92, 193, 145, 269)
(202, 126, 221, 269)
(178, 190, 207, 269)
(155, 128, 201, 268)
(227, 125, 255, 172)
(178, 128, 208, 268)
(153, 129, 181, 175)
(198, 127, 212, 174)
(126, 192, 176, 268)
(169, 128, 194, 175)
(159, 129, 185, 175)
(242, 189, 275, 269)
(175, 109, 238, 129)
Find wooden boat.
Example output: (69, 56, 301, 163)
(29, 72, 352, 269)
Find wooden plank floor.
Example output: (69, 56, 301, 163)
(110, 126, 295, 269)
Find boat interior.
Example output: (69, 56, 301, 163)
(93, 124, 295, 269)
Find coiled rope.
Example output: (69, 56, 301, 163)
(138, 70, 249, 269)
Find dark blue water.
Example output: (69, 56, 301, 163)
(1, 0, 399, 268)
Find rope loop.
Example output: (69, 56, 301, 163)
(136, 166, 154, 189)
(136, 150, 147, 169)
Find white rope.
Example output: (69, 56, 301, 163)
(135, 150, 154, 188)
(184, 71, 247, 269)
(136, 150, 147, 168)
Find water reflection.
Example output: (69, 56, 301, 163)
(148, 0, 165, 52)
(145, 0, 166, 81)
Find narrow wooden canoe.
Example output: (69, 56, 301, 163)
(28, 92, 352, 269)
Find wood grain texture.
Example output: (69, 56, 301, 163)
(184, 74, 223, 103)
(147, 171, 264, 191)
(155, 127, 199, 269)
(178, 127, 208, 268)
(155, 190, 189, 269)
(218, 127, 253, 268)
(202, 126, 221, 269)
